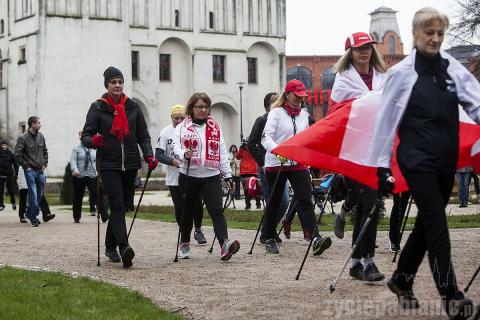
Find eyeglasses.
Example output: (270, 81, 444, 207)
(193, 105, 210, 110)
(109, 80, 124, 85)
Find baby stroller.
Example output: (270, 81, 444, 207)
(312, 173, 347, 214)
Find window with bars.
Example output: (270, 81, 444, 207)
(132, 51, 139, 80)
(212, 55, 225, 82)
(159, 54, 171, 81)
(247, 57, 257, 84)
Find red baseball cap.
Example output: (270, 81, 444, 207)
(345, 32, 377, 50)
(284, 79, 308, 97)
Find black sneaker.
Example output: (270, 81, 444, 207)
(334, 214, 346, 239)
(265, 239, 279, 254)
(43, 214, 56, 223)
(389, 241, 400, 253)
(387, 278, 420, 309)
(20, 218, 28, 223)
(275, 235, 283, 243)
(363, 262, 385, 282)
(259, 234, 267, 245)
(0, 206, 4, 211)
(31, 220, 40, 227)
(74, 219, 80, 223)
(445, 292, 475, 320)
(12, 204, 17, 210)
(100, 210, 110, 223)
(194, 229, 207, 245)
(105, 248, 121, 263)
(120, 245, 135, 268)
(349, 262, 365, 280)
(312, 236, 332, 256)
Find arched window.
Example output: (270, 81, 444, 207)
(322, 68, 335, 115)
(287, 66, 313, 90)
(389, 35, 395, 55)
(0, 19, 4, 34)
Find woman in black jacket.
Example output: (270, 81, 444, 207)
(82, 67, 158, 268)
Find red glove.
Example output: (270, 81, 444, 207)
(91, 135, 104, 148)
(146, 156, 158, 171)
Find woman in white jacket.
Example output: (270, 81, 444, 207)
(261, 79, 332, 255)
(372, 8, 480, 319)
(330, 32, 387, 282)
(174, 92, 240, 260)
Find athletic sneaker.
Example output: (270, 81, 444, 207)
(105, 248, 121, 263)
(120, 245, 135, 268)
(194, 230, 207, 245)
(259, 234, 267, 245)
(220, 239, 240, 261)
(334, 214, 346, 239)
(312, 236, 332, 256)
(350, 262, 365, 280)
(282, 219, 292, 239)
(12, 204, 17, 210)
(363, 262, 385, 282)
(43, 214, 55, 223)
(31, 220, 40, 227)
(20, 218, 27, 223)
(265, 239, 279, 254)
(389, 240, 400, 253)
(178, 242, 191, 259)
(387, 278, 420, 309)
(445, 292, 475, 320)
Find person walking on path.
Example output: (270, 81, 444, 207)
(173, 92, 240, 260)
(261, 79, 332, 255)
(456, 166, 473, 208)
(70, 130, 98, 223)
(14, 116, 54, 226)
(155, 104, 207, 245)
(0, 140, 17, 211)
(236, 143, 261, 210)
(371, 8, 480, 319)
(228, 144, 241, 200)
(82, 66, 158, 268)
(330, 31, 387, 282)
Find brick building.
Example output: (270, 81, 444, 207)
(286, 6, 405, 120)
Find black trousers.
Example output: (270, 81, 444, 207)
(72, 176, 96, 221)
(101, 169, 137, 250)
(169, 185, 203, 228)
(344, 178, 379, 260)
(0, 175, 16, 207)
(18, 189, 52, 219)
(264, 169, 316, 239)
(179, 174, 228, 245)
(393, 172, 458, 299)
(389, 192, 411, 246)
(240, 174, 261, 208)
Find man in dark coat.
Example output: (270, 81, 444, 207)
(0, 140, 18, 211)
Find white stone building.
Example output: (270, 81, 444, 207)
(0, 0, 286, 175)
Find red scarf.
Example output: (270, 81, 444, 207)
(283, 101, 301, 117)
(98, 93, 130, 142)
(180, 115, 221, 168)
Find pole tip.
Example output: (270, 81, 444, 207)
(329, 284, 335, 293)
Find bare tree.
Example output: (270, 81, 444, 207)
(450, 0, 480, 45)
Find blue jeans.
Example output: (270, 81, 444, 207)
(258, 167, 288, 236)
(25, 169, 46, 222)
(456, 172, 471, 204)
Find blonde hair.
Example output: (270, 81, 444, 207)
(270, 92, 287, 109)
(412, 7, 449, 46)
(333, 45, 386, 74)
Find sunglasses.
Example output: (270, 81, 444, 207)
(109, 80, 124, 85)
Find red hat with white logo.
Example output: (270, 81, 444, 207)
(284, 79, 308, 97)
(345, 32, 377, 50)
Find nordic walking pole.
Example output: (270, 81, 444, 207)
(127, 169, 153, 238)
(329, 194, 383, 293)
(95, 155, 102, 267)
(208, 192, 230, 253)
(174, 156, 191, 262)
(247, 164, 284, 254)
(295, 175, 335, 280)
(465, 264, 480, 293)
(392, 195, 413, 263)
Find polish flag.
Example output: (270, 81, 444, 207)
(273, 93, 480, 192)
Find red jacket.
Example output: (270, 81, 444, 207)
(236, 147, 258, 176)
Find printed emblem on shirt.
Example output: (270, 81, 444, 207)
(446, 79, 456, 93)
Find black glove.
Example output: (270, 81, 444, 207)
(377, 167, 395, 195)
(224, 177, 233, 186)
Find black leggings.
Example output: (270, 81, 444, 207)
(264, 169, 316, 239)
(72, 176, 96, 220)
(393, 172, 458, 299)
(0, 175, 16, 207)
(169, 185, 203, 228)
(179, 174, 228, 245)
(101, 169, 137, 250)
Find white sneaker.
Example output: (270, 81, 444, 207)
(178, 242, 190, 259)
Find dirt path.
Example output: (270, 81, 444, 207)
(0, 206, 479, 319)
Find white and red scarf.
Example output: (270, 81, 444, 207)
(180, 115, 221, 168)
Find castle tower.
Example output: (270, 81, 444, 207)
(369, 6, 404, 55)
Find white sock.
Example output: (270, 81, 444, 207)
(363, 256, 374, 267)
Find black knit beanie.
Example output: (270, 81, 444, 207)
(103, 66, 124, 88)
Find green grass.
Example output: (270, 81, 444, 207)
(0, 267, 182, 320)
(122, 205, 480, 231)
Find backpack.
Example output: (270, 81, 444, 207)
(246, 176, 262, 198)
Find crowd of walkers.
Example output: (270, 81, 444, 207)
(0, 6, 479, 320)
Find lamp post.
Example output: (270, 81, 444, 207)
(236, 81, 245, 143)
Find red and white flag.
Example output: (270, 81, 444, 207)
(273, 93, 480, 192)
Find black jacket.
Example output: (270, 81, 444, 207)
(0, 148, 17, 176)
(14, 131, 48, 170)
(81, 97, 153, 171)
(247, 113, 268, 167)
